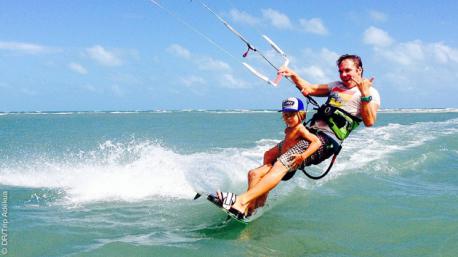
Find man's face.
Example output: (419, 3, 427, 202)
(338, 59, 362, 88)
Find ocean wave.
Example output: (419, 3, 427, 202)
(294, 118, 458, 186)
(0, 140, 262, 205)
(379, 108, 458, 113)
(0, 118, 456, 205)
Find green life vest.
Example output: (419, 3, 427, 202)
(311, 104, 362, 141)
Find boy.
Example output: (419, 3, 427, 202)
(217, 97, 322, 217)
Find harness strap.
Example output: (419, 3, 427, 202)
(281, 130, 341, 181)
(311, 104, 362, 126)
(300, 144, 341, 180)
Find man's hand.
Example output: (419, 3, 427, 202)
(352, 77, 374, 96)
(277, 66, 296, 77)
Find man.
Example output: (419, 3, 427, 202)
(284, 54, 380, 129)
(217, 54, 381, 218)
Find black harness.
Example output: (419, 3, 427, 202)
(296, 129, 341, 180)
(282, 99, 362, 180)
(281, 128, 341, 181)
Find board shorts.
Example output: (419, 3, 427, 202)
(277, 133, 337, 172)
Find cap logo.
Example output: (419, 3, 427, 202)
(283, 100, 295, 106)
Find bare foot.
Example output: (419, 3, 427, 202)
(231, 197, 248, 216)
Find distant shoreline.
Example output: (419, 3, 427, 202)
(1, 108, 458, 115)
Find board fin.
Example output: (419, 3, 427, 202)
(225, 215, 232, 222)
(193, 193, 202, 200)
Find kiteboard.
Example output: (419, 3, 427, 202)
(194, 192, 249, 224)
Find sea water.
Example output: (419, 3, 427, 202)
(0, 110, 457, 257)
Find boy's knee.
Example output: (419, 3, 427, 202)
(248, 169, 259, 180)
(248, 168, 264, 180)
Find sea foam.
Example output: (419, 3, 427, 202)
(0, 140, 261, 204)
(0, 118, 456, 205)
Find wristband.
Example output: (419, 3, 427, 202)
(361, 95, 372, 103)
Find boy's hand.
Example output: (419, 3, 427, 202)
(291, 154, 305, 169)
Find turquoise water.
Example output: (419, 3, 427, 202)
(0, 110, 457, 257)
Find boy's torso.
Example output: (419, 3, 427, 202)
(281, 125, 306, 155)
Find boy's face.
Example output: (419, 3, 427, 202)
(282, 111, 300, 127)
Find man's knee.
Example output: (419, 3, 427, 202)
(248, 166, 270, 181)
(263, 150, 277, 165)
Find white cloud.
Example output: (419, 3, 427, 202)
(229, 8, 328, 36)
(167, 44, 231, 72)
(180, 75, 207, 87)
(377, 40, 424, 66)
(363, 26, 394, 48)
(430, 42, 458, 63)
(384, 71, 414, 91)
(297, 65, 332, 83)
(299, 18, 328, 35)
(376, 40, 458, 67)
(110, 73, 142, 86)
(261, 9, 292, 29)
(82, 84, 97, 92)
(68, 62, 88, 75)
(319, 48, 340, 64)
(166, 44, 191, 59)
(301, 47, 339, 69)
(86, 45, 122, 66)
(229, 9, 260, 26)
(166, 45, 250, 90)
(369, 10, 387, 22)
(0, 41, 57, 54)
(290, 47, 340, 83)
(197, 57, 231, 72)
(220, 73, 249, 89)
(367, 31, 458, 99)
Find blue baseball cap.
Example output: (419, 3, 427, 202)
(280, 97, 304, 112)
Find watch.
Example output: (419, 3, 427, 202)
(361, 95, 372, 103)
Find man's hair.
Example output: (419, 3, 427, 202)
(337, 54, 363, 76)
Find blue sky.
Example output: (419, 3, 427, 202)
(1, 0, 457, 111)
